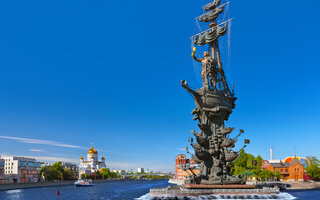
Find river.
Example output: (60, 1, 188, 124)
(0, 180, 319, 200)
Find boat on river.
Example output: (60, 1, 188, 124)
(74, 179, 93, 187)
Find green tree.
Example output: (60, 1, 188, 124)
(81, 173, 90, 179)
(229, 149, 261, 176)
(92, 171, 102, 179)
(142, 175, 172, 179)
(273, 171, 282, 181)
(99, 168, 120, 179)
(228, 149, 277, 182)
(109, 172, 119, 178)
(306, 156, 320, 181)
(41, 162, 77, 181)
(52, 162, 64, 174)
(257, 168, 273, 181)
(52, 162, 65, 180)
(40, 166, 46, 174)
(100, 168, 111, 179)
(63, 168, 75, 180)
(46, 166, 60, 181)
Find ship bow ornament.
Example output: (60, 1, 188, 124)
(181, 0, 249, 185)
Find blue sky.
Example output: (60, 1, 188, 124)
(0, 0, 319, 172)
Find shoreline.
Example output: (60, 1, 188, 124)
(0, 181, 74, 191)
(0, 178, 168, 191)
(286, 182, 320, 191)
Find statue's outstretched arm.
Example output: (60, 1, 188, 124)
(192, 54, 202, 63)
(191, 47, 202, 62)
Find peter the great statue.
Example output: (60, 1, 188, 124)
(149, 0, 288, 197)
(180, 0, 250, 185)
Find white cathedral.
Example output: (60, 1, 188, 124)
(79, 144, 106, 177)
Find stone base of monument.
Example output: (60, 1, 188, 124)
(149, 185, 281, 199)
(183, 184, 256, 189)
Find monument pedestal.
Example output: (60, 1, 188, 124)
(182, 184, 256, 189)
(150, 185, 281, 199)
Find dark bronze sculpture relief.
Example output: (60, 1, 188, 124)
(181, 0, 248, 185)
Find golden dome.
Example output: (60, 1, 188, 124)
(80, 155, 84, 160)
(87, 144, 98, 154)
(102, 156, 105, 160)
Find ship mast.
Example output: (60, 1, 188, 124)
(192, 0, 233, 98)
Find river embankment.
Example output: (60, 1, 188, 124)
(0, 180, 74, 191)
(286, 181, 320, 190)
(0, 178, 168, 191)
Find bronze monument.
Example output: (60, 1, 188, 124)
(181, 0, 247, 186)
(149, 0, 286, 198)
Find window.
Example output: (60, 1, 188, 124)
(285, 169, 288, 172)
(280, 169, 283, 172)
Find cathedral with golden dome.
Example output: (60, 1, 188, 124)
(79, 143, 106, 176)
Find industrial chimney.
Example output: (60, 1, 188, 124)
(270, 147, 274, 161)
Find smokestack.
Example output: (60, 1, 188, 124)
(270, 147, 274, 161)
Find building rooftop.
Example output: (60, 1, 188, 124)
(270, 158, 303, 168)
(271, 163, 290, 168)
(0, 156, 37, 161)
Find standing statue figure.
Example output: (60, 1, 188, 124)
(191, 49, 218, 90)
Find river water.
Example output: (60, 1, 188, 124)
(0, 180, 318, 200)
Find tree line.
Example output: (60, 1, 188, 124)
(41, 162, 76, 181)
(229, 150, 320, 181)
(41, 162, 121, 181)
(80, 168, 121, 179)
(229, 149, 281, 181)
(41, 154, 320, 182)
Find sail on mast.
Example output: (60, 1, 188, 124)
(199, 5, 225, 23)
(193, 24, 227, 46)
(203, 0, 221, 11)
(192, 0, 233, 97)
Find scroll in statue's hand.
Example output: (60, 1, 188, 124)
(191, 47, 196, 57)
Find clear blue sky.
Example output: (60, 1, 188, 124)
(0, 0, 319, 172)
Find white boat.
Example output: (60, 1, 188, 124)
(74, 179, 93, 187)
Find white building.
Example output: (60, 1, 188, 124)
(137, 168, 145, 173)
(112, 169, 125, 174)
(79, 144, 106, 177)
(41, 162, 51, 167)
(0, 156, 41, 183)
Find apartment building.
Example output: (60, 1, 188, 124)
(0, 156, 41, 183)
